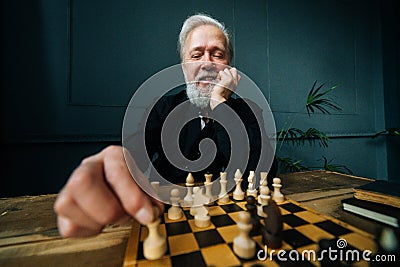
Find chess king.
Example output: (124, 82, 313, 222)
(54, 13, 277, 239)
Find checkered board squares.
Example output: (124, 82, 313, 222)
(123, 197, 377, 267)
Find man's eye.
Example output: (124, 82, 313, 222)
(192, 54, 202, 59)
(213, 53, 224, 58)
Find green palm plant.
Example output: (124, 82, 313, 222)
(277, 127, 329, 147)
(306, 81, 342, 116)
(277, 80, 352, 175)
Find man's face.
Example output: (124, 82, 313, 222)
(182, 25, 230, 108)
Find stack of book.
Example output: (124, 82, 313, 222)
(341, 180, 400, 228)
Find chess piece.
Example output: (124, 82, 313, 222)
(272, 177, 284, 203)
(246, 171, 258, 198)
(233, 211, 256, 259)
(257, 186, 271, 218)
(204, 173, 213, 204)
(190, 187, 210, 217)
(167, 188, 183, 220)
(184, 173, 194, 206)
(218, 171, 229, 203)
(150, 181, 160, 195)
(233, 169, 245, 200)
(194, 204, 211, 228)
(258, 172, 270, 205)
(191, 188, 211, 227)
(143, 215, 167, 260)
(261, 199, 283, 248)
(245, 196, 261, 236)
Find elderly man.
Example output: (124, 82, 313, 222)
(132, 14, 276, 185)
(54, 14, 277, 238)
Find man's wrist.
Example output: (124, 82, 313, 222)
(210, 96, 227, 110)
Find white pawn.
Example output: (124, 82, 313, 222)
(184, 173, 194, 206)
(246, 171, 258, 198)
(257, 186, 271, 217)
(218, 172, 229, 203)
(168, 188, 183, 220)
(143, 216, 167, 260)
(233, 211, 256, 259)
(233, 169, 245, 200)
(272, 177, 284, 203)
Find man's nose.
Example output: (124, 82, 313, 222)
(201, 53, 215, 70)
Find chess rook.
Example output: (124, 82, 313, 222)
(204, 173, 213, 204)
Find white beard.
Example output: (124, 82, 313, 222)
(185, 70, 218, 110)
(186, 83, 212, 109)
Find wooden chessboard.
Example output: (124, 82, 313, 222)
(122, 195, 377, 267)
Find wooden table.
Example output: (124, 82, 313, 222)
(0, 171, 385, 266)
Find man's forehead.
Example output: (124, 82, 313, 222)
(185, 25, 227, 50)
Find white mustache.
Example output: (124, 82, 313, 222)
(195, 71, 218, 82)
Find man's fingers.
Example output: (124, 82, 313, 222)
(54, 145, 164, 238)
(67, 159, 127, 226)
(99, 146, 161, 225)
(57, 216, 103, 237)
(54, 190, 104, 232)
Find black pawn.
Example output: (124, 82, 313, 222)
(245, 195, 261, 236)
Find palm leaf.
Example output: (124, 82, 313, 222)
(321, 157, 353, 175)
(277, 157, 309, 173)
(306, 81, 342, 116)
(277, 127, 305, 146)
(303, 128, 330, 147)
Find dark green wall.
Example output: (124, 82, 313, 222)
(381, 0, 400, 183)
(2, 0, 399, 197)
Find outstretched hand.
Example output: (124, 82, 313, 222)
(54, 145, 164, 237)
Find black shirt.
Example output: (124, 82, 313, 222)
(129, 90, 277, 188)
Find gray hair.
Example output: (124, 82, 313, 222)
(178, 13, 233, 63)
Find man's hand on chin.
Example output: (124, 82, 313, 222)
(210, 67, 240, 110)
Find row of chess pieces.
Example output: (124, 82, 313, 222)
(152, 169, 285, 211)
(143, 169, 285, 260)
